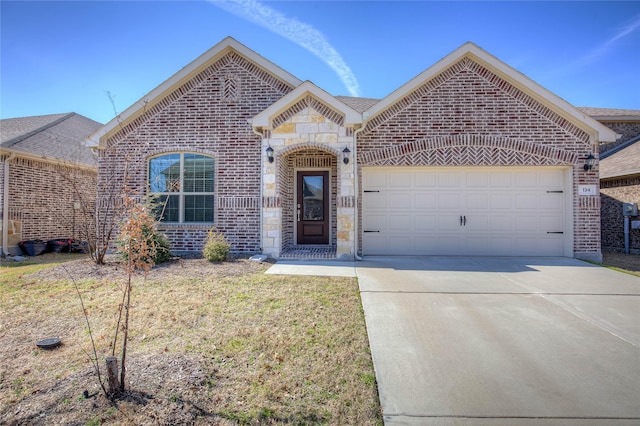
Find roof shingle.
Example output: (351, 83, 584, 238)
(1, 113, 102, 167)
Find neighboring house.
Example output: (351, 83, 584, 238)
(87, 37, 617, 262)
(584, 108, 640, 253)
(0, 113, 102, 255)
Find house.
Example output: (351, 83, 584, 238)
(583, 108, 640, 253)
(0, 113, 102, 256)
(87, 37, 618, 262)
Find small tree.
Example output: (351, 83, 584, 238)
(108, 192, 159, 394)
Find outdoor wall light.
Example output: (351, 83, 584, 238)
(583, 153, 595, 171)
(266, 146, 274, 163)
(343, 147, 351, 164)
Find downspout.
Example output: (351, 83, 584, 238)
(250, 122, 265, 254)
(353, 124, 366, 261)
(2, 153, 17, 256)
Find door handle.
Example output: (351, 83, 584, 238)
(460, 216, 467, 226)
(297, 209, 301, 222)
(463, 216, 467, 226)
(460, 216, 463, 226)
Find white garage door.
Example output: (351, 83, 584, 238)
(362, 167, 569, 256)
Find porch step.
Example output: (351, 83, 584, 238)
(279, 246, 336, 259)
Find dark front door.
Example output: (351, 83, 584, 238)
(297, 171, 329, 245)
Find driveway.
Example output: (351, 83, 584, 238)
(356, 257, 640, 425)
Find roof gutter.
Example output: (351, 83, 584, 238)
(249, 121, 265, 255)
(2, 153, 17, 256)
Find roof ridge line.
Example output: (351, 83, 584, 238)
(2, 112, 76, 148)
(600, 134, 640, 159)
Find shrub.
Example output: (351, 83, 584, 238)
(118, 225, 172, 265)
(149, 228, 172, 264)
(203, 228, 230, 262)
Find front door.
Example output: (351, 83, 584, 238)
(297, 171, 329, 245)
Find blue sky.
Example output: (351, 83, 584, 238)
(1, 1, 639, 124)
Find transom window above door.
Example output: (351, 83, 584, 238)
(148, 153, 215, 223)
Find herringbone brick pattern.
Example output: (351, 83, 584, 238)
(359, 135, 577, 167)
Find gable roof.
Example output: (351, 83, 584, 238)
(363, 42, 618, 143)
(577, 107, 640, 121)
(87, 37, 303, 147)
(251, 81, 363, 129)
(335, 96, 380, 113)
(1, 113, 101, 167)
(600, 138, 640, 179)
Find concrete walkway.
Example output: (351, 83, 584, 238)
(266, 257, 640, 425)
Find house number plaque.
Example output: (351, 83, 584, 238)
(578, 185, 597, 196)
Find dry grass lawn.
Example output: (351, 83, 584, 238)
(0, 254, 382, 425)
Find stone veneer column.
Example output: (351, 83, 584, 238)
(261, 148, 281, 258)
(337, 155, 356, 259)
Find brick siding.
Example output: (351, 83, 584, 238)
(2, 156, 97, 246)
(356, 57, 599, 258)
(599, 121, 640, 153)
(600, 177, 640, 253)
(99, 52, 295, 253)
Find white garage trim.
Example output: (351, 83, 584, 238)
(362, 166, 573, 257)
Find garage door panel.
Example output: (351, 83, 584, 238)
(415, 172, 437, 187)
(389, 172, 411, 187)
(516, 172, 538, 187)
(364, 171, 387, 188)
(415, 237, 437, 252)
(466, 193, 489, 209)
(415, 193, 437, 209)
(438, 173, 460, 187)
(466, 172, 489, 187)
(436, 235, 463, 253)
(516, 194, 538, 209)
(438, 215, 462, 231)
(516, 215, 542, 232)
(490, 194, 511, 209)
(363, 167, 567, 257)
(389, 193, 412, 209)
(466, 214, 489, 231)
(539, 170, 564, 186)
(364, 215, 387, 232)
(465, 236, 489, 254)
(415, 215, 437, 230)
(439, 193, 461, 209)
(538, 215, 564, 231)
(388, 236, 412, 253)
(490, 215, 515, 231)
(539, 194, 564, 209)
(490, 172, 511, 187)
(365, 193, 388, 209)
(365, 235, 389, 254)
(538, 238, 564, 255)
(389, 215, 412, 231)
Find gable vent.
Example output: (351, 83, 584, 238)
(223, 75, 239, 101)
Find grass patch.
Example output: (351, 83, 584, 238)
(0, 258, 382, 424)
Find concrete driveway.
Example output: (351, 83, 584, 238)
(356, 257, 640, 425)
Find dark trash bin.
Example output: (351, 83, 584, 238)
(48, 239, 71, 253)
(19, 239, 49, 256)
(70, 240, 90, 254)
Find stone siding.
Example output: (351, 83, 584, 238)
(260, 103, 356, 258)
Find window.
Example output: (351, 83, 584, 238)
(149, 153, 215, 223)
